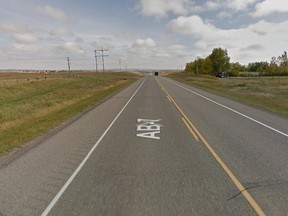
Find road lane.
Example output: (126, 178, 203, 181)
(46, 76, 254, 215)
(157, 79, 265, 215)
(41, 78, 146, 216)
(159, 77, 288, 216)
(165, 78, 288, 138)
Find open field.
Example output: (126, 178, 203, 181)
(166, 72, 288, 117)
(0, 72, 141, 155)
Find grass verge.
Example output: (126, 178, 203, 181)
(165, 72, 288, 117)
(0, 72, 141, 155)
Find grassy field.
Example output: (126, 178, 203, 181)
(166, 72, 288, 117)
(0, 72, 141, 155)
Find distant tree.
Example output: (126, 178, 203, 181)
(185, 57, 213, 75)
(185, 49, 288, 77)
(202, 57, 213, 75)
(185, 62, 194, 73)
(195, 58, 204, 74)
(279, 51, 288, 75)
(247, 62, 257, 72)
(247, 62, 268, 73)
(208, 48, 230, 74)
(266, 57, 279, 75)
(270, 56, 278, 66)
(257, 62, 269, 73)
(230, 62, 245, 76)
(278, 51, 288, 67)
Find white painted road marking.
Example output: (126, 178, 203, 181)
(41, 79, 146, 216)
(165, 78, 288, 138)
(137, 119, 162, 140)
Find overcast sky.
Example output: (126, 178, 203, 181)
(0, 0, 288, 70)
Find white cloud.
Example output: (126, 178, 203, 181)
(50, 28, 74, 37)
(168, 15, 257, 45)
(168, 15, 288, 63)
(252, 0, 288, 17)
(37, 5, 72, 22)
(205, 1, 221, 10)
(61, 42, 85, 55)
(137, 0, 261, 18)
(12, 43, 43, 52)
(195, 40, 208, 50)
(217, 11, 233, 19)
(138, 0, 192, 17)
(8, 41, 84, 58)
(0, 50, 7, 59)
(225, 0, 259, 11)
(132, 38, 156, 49)
(13, 33, 39, 43)
(0, 22, 28, 33)
(168, 15, 217, 38)
(75, 37, 84, 43)
(126, 41, 191, 69)
(247, 20, 271, 34)
(165, 44, 190, 58)
(128, 38, 157, 59)
(240, 44, 265, 51)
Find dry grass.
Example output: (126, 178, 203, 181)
(0, 72, 141, 155)
(165, 72, 288, 117)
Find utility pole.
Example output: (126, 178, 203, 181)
(94, 50, 98, 72)
(66, 57, 71, 77)
(95, 48, 108, 72)
(196, 56, 200, 74)
(119, 59, 122, 72)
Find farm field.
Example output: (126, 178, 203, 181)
(0, 72, 141, 155)
(166, 72, 288, 117)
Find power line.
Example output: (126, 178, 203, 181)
(119, 59, 122, 72)
(95, 48, 108, 72)
(94, 50, 99, 72)
(66, 57, 71, 77)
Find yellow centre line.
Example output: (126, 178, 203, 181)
(182, 117, 199, 141)
(156, 78, 266, 216)
(157, 79, 199, 140)
(166, 95, 172, 102)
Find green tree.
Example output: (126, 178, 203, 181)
(185, 62, 194, 73)
(247, 62, 268, 73)
(201, 57, 213, 75)
(185, 57, 213, 75)
(278, 51, 288, 67)
(208, 48, 230, 74)
(265, 57, 279, 75)
(230, 62, 245, 76)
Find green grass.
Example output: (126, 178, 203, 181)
(165, 72, 288, 117)
(0, 72, 141, 155)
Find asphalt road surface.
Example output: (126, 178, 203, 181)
(0, 75, 287, 216)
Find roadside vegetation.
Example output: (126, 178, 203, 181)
(185, 48, 288, 77)
(175, 47, 288, 117)
(166, 72, 288, 117)
(0, 72, 141, 155)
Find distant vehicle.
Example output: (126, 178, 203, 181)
(154, 71, 159, 76)
(216, 72, 228, 78)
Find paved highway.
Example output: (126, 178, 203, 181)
(0, 75, 287, 215)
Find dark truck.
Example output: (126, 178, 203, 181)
(216, 72, 228, 78)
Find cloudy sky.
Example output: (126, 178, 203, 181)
(0, 0, 288, 70)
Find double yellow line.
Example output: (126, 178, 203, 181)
(156, 78, 266, 216)
(166, 93, 199, 141)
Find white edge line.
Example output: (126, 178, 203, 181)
(41, 78, 146, 216)
(164, 78, 288, 138)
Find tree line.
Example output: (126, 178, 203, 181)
(185, 48, 288, 76)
